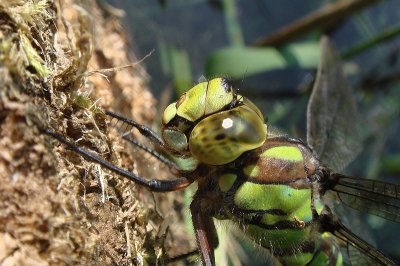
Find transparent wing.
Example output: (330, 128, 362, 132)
(307, 37, 362, 171)
(326, 173, 400, 224)
(331, 219, 398, 265)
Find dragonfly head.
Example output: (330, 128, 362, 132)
(161, 77, 267, 166)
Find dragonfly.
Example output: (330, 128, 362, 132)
(45, 37, 400, 265)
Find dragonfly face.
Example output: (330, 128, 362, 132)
(45, 37, 400, 265)
(161, 77, 267, 166)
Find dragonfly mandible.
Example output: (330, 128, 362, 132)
(45, 37, 400, 265)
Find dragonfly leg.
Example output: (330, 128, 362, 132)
(105, 110, 183, 157)
(190, 194, 219, 266)
(44, 129, 193, 192)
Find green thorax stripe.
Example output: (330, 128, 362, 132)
(271, 233, 342, 266)
(234, 182, 313, 224)
(263, 146, 303, 161)
(245, 223, 315, 249)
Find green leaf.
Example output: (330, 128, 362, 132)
(169, 47, 192, 95)
(381, 154, 400, 174)
(157, 42, 193, 95)
(205, 42, 320, 78)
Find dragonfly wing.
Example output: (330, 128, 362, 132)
(326, 173, 400, 224)
(331, 219, 397, 265)
(307, 37, 362, 171)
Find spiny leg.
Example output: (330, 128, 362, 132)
(44, 129, 193, 192)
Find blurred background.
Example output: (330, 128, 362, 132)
(103, 0, 400, 264)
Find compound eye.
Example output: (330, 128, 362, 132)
(189, 105, 267, 165)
